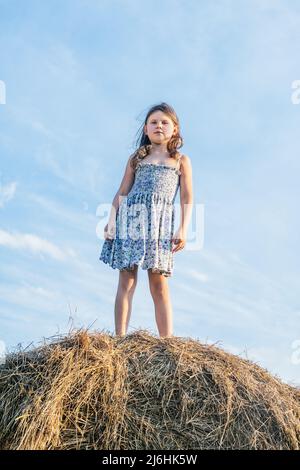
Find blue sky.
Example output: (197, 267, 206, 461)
(1, 0, 300, 386)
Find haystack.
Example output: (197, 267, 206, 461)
(0, 329, 299, 450)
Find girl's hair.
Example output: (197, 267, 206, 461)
(130, 102, 184, 171)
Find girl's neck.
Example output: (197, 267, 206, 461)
(148, 142, 169, 157)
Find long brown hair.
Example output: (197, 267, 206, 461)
(130, 102, 184, 171)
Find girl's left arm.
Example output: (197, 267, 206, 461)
(172, 155, 193, 252)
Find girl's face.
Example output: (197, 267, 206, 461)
(144, 111, 177, 144)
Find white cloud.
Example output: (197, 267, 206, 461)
(0, 283, 59, 315)
(29, 119, 54, 138)
(173, 247, 298, 339)
(28, 192, 95, 233)
(0, 181, 17, 208)
(0, 229, 75, 261)
(185, 268, 210, 282)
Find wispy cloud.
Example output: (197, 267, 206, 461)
(0, 181, 17, 208)
(184, 268, 210, 283)
(0, 229, 76, 261)
(174, 248, 298, 339)
(28, 192, 96, 232)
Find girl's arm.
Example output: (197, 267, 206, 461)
(172, 155, 193, 252)
(107, 156, 135, 227)
(179, 155, 193, 234)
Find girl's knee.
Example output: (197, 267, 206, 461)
(149, 279, 168, 298)
(119, 268, 138, 292)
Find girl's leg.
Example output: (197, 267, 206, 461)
(147, 270, 173, 337)
(114, 265, 138, 336)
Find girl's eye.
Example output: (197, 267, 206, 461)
(151, 121, 169, 125)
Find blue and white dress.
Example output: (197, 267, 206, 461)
(99, 156, 182, 277)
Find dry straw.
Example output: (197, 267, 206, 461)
(0, 328, 299, 450)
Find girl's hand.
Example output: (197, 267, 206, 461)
(104, 222, 116, 240)
(171, 228, 186, 253)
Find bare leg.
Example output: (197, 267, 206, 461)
(114, 265, 138, 336)
(147, 270, 173, 337)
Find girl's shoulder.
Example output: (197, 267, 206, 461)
(179, 153, 191, 162)
(179, 153, 191, 166)
(178, 153, 192, 175)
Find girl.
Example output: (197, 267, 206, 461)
(99, 102, 193, 338)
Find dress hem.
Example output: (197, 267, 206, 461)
(99, 256, 172, 277)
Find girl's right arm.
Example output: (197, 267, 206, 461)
(104, 156, 135, 240)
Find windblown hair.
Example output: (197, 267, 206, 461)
(130, 102, 184, 172)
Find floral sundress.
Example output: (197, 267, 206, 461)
(99, 155, 182, 277)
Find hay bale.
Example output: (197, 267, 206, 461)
(0, 329, 299, 450)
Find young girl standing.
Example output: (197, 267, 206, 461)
(99, 102, 193, 338)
